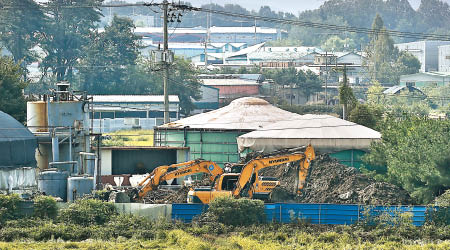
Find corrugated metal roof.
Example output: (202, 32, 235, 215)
(201, 79, 260, 86)
(209, 26, 279, 34)
(158, 97, 301, 130)
(135, 26, 283, 35)
(383, 85, 406, 94)
(227, 42, 266, 58)
(90, 95, 180, 103)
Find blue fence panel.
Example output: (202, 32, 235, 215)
(171, 203, 433, 226)
(320, 204, 360, 225)
(171, 203, 207, 222)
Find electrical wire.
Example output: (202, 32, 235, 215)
(2, 2, 450, 40)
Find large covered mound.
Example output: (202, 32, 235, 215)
(159, 97, 301, 130)
(0, 110, 36, 168)
(238, 114, 381, 153)
(261, 155, 412, 205)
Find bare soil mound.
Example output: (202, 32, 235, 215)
(142, 186, 189, 204)
(260, 154, 412, 205)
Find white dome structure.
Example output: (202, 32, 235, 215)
(160, 97, 301, 131)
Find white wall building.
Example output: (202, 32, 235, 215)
(439, 45, 450, 72)
(395, 41, 450, 72)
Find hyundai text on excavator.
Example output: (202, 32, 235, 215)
(133, 159, 224, 200)
(187, 145, 315, 204)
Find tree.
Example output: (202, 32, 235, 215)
(0, 57, 28, 123)
(365, 14, 398, 83)
(364, 14, 421, 84)
(263, 68, 321, 105)
(321, 35, 356, 52)
(363, 116, 450, 203)
(0, 0, 46, 70)
(162, 58, 202, 115)
(78, 15, 141, 94)
(349, 104, 379, 129)
(338, 67, 356, 120)
(40, 0, 103, 81)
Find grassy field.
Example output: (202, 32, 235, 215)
(0, 229, 449, 250)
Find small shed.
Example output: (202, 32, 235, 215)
(237, 114, 381, 168)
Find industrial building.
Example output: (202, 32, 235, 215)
(438, 45, 450, 72)
(198, 74, 264, 105)
(89, 95, 180, 133)
(237, 114, 381, 168)
(135, 26, 286, 44)
(27, 82, 96, 201)
(191, 85, 220, 114)
(154, 97, 301, 166)
(395, 40, 450, 72)
(0, 111, 37, 192)
(155, 98, 381, 168)
(400, 72, 450, 88)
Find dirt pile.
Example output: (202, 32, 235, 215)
(142, 186, 190, 204)
(260, 154, 412, 205)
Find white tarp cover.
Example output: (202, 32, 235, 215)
(237, 114, 381, 153)
(0, 167, 36, 190)
(160, 97, 301, 130)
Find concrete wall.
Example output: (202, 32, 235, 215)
(114, 203, 172, 220)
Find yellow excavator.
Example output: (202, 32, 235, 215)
(187, 145, 315, 204)
(134, 160, 223, 200)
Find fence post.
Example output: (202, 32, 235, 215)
(357, 205, 360, 223)
(319, 204, 321, 224)
(279, 204, 282, 222)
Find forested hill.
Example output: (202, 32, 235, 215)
(103, 0, 450, 44)
(297, 0, 450, 43)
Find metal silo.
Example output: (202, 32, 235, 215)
(67, 176, 94, 202)
(38, 170, 69, 201)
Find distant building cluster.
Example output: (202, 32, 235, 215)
(395, 41, 450, 88)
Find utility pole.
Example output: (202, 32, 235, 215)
(342, 65, 348, 120)
(204, 39, 208, 67)
(163, 0, 169, 124)
(325, 51, 328, 106)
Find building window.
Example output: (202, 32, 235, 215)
(406, 82, 415, 87)
(446, 55, 450, 59)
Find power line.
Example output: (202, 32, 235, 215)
(3, 2, 450, 40)
(176, 5, 450, 41)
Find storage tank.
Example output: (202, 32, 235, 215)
(38, 170, 69, 201)
(27, 101, 48, 132)
(67, 176, 94, 201)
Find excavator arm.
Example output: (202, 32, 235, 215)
(137, 160, 223, 200)
(231, 145, 315, 198)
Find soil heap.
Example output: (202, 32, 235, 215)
(142, 186, 190, 204)
(260, 154, 412, 205)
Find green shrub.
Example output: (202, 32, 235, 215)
(93, 190, 111, 201)
(33, 195, 58, 219)
(58, 199, 117, 226)
(426, 206, 450, 226)
(0, 194, 22, 223)
(205, 197, 265, 226)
